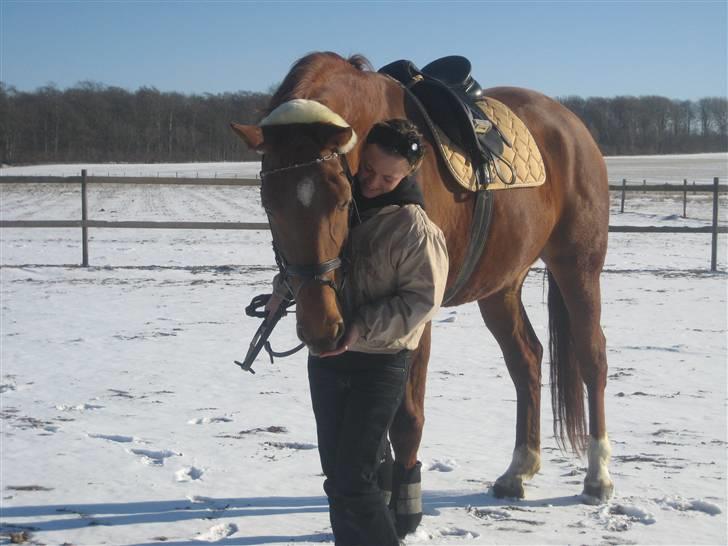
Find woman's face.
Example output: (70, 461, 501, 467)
(357, 143, 411, 198)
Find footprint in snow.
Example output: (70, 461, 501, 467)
(188, 417, 233, 425)
(589, 502, 656, 532)
(175, 466, 204, 482)
(468, 506, 545, 527)
(196, 522, 237, 542)
(407, 526, 480, 542)
(187, 495, 229, 509)
(263, 441, 317, 450)
(436, 526, 480, 539)
(55, 403, 104, 412)
(127, 448, 181, 466)
(425, 458, 457, 472)
(656, 496, 722, 515)
(87, 433, 136, 443)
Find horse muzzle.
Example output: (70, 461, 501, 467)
(297, 320, 345, 356)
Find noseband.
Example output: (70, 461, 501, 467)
(260, 152, 357, 298)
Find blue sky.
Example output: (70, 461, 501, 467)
(1, 0, 726, 100)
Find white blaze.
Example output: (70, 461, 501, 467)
(297, 177, 315, 208)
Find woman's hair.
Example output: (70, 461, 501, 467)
(364, 119, 426, 171)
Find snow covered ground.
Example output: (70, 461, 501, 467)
(0, 162, 262, 180)
(1, 152, 727, 183)
(1, 154, 726, 545)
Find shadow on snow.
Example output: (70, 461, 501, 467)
(0, 490, 584, 544)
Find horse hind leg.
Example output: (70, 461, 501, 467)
(478, 281, 543, 498)
(545, 260, 614, 502)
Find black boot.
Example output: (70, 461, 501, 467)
(390, 461, 422, 537)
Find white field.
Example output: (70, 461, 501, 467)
(0, 154, 726, 546)
(1, 152, 727, 183)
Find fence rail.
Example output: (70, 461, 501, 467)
(608, 182, 727, 192)
(1, 171, 724, 270)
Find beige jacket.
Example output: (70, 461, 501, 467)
(344, 204, 449, 354)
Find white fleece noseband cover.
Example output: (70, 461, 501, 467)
(259, 99, 358, 153)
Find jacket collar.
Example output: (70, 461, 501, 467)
(352, 175, 425, 224)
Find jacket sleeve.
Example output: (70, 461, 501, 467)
(351, 224, 449, 346)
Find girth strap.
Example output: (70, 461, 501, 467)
(442, 189, 493, 305)
(379, 73, 495, 306)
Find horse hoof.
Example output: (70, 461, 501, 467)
(492, 475, 525, 499)
(581, 480, 614, 504)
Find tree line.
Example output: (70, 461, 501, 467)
(1, 81, 726, 165)
(0, 82, 269, 165)
(559, 95, 727, 155)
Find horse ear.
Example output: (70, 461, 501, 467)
(319, 125, 357, 154)
(230, 123, 266, 154)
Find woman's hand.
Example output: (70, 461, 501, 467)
(265, 293, 285, 317)
(319, 323, 361, 358)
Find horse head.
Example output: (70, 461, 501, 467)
(231, 98, 359, 355)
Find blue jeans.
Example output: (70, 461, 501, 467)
(308, 350, 410, 546)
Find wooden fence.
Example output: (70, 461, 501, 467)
(1, 171, 726, 270)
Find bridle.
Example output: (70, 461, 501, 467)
(259, 151, 359, 301)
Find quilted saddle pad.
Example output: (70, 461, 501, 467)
(434, 96, 546, 191)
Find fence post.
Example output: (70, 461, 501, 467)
(711, 177, 719, 272)
(81, 169, 89, 267)
(620, 178, 626, 213)
(683, 179, 687, 218)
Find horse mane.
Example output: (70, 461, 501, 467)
(266, 52, 374, 115)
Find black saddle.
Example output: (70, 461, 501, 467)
(422, 55, 483, 99)
(379, 55, 510, 187)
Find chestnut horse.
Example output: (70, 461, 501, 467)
(232, 52, 613, 529)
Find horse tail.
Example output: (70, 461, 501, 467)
(547, 269, 587, 455)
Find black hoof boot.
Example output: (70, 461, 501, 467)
(390, 461, 422, 538)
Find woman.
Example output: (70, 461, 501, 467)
(269, 119, 448, 546)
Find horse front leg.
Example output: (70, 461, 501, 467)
(479, 287, 543, 499)
(387, 322, 431, 537)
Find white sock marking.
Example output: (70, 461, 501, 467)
(586, 435, 612, 484)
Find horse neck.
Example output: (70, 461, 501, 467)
(310, 73, 411, 172)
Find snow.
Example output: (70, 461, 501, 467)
(1, 152, 726, 184)
(1, 154, 726, 545)
(0, 162, 262, 180)
(604, 153, 728, 184)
